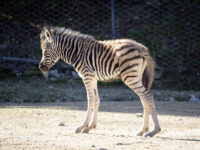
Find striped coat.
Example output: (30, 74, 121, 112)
(39, 26, 161, 137)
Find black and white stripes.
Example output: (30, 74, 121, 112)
(39, 26, 161, 137)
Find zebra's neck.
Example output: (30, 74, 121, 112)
(59, 35, 85, 66)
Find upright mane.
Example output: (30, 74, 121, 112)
(41, 26, 96, 41)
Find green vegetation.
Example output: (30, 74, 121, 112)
(174, 96, 189, 102)
(0, 76, 199, 103)
(0, 76, 77, 103)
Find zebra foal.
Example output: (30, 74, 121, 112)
(39, 26, 161, 137)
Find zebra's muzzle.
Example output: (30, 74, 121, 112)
(39, 63, 49, 78)
(39, 63, 49, 72)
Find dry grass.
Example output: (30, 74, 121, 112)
(0, 101, 200, 150)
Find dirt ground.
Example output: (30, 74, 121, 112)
(0, 101, 200, 150)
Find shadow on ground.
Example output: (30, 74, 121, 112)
(0, 101, 200, 117)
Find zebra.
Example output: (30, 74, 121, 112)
(39, 26, 161, 137)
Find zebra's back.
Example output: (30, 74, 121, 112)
(77, 39, 149, 82)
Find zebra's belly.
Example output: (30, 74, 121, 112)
(95, 70, 121, 82)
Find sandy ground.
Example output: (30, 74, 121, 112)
(0, 101, 200, 150)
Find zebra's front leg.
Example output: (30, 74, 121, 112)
(75, 77, 96, 133)
(82, 90, 100, 133)
(75, 100, 93, 133)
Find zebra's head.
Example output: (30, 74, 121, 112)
(39, 27, 59, 75)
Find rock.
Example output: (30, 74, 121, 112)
(189, 95, 199, 102)
(59, 61, 73, 70)
(155, 91, 161, 95)
(48, 86, 53, 89)
(72, 71, 80, 79)
(155, 71, 162, 79)
(67, 79, 74, 84)
(59, 122, 65, 126)
(49, 70, 60, 78)
(64, 70, 73, 76)
(15, 71, 23, 77)
(169, 97, 175, 102)
(50, 77, 57, 81)
(155, 64, 164, 80)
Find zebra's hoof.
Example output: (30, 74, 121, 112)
(144, 128, 161, 137)
(82, 128, 90, 133)
(75, 128, 81, 133)
(136, 128, 149, 136)
(136, 131, 144, 136)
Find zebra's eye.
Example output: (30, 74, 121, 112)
(44, 42, 52, 49)
(41, 35, 46, 40)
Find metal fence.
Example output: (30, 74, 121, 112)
(0, 0, 200, 89)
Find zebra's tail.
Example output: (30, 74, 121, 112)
(143, 54, 155, 91)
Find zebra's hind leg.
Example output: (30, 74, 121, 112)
(143, 95, 161, 137)
(136, 91, 150, 136)
(75, 78, 97, 133)
(131, 83, 161, 137)
(123, 78, 161, 137)
(120, 56, 160, 137)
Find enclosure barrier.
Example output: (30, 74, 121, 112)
(0, 0, 199, 89)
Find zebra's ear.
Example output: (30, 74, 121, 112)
(44, 29, 53, 43)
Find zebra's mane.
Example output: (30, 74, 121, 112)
(41, 26, 96, 41)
